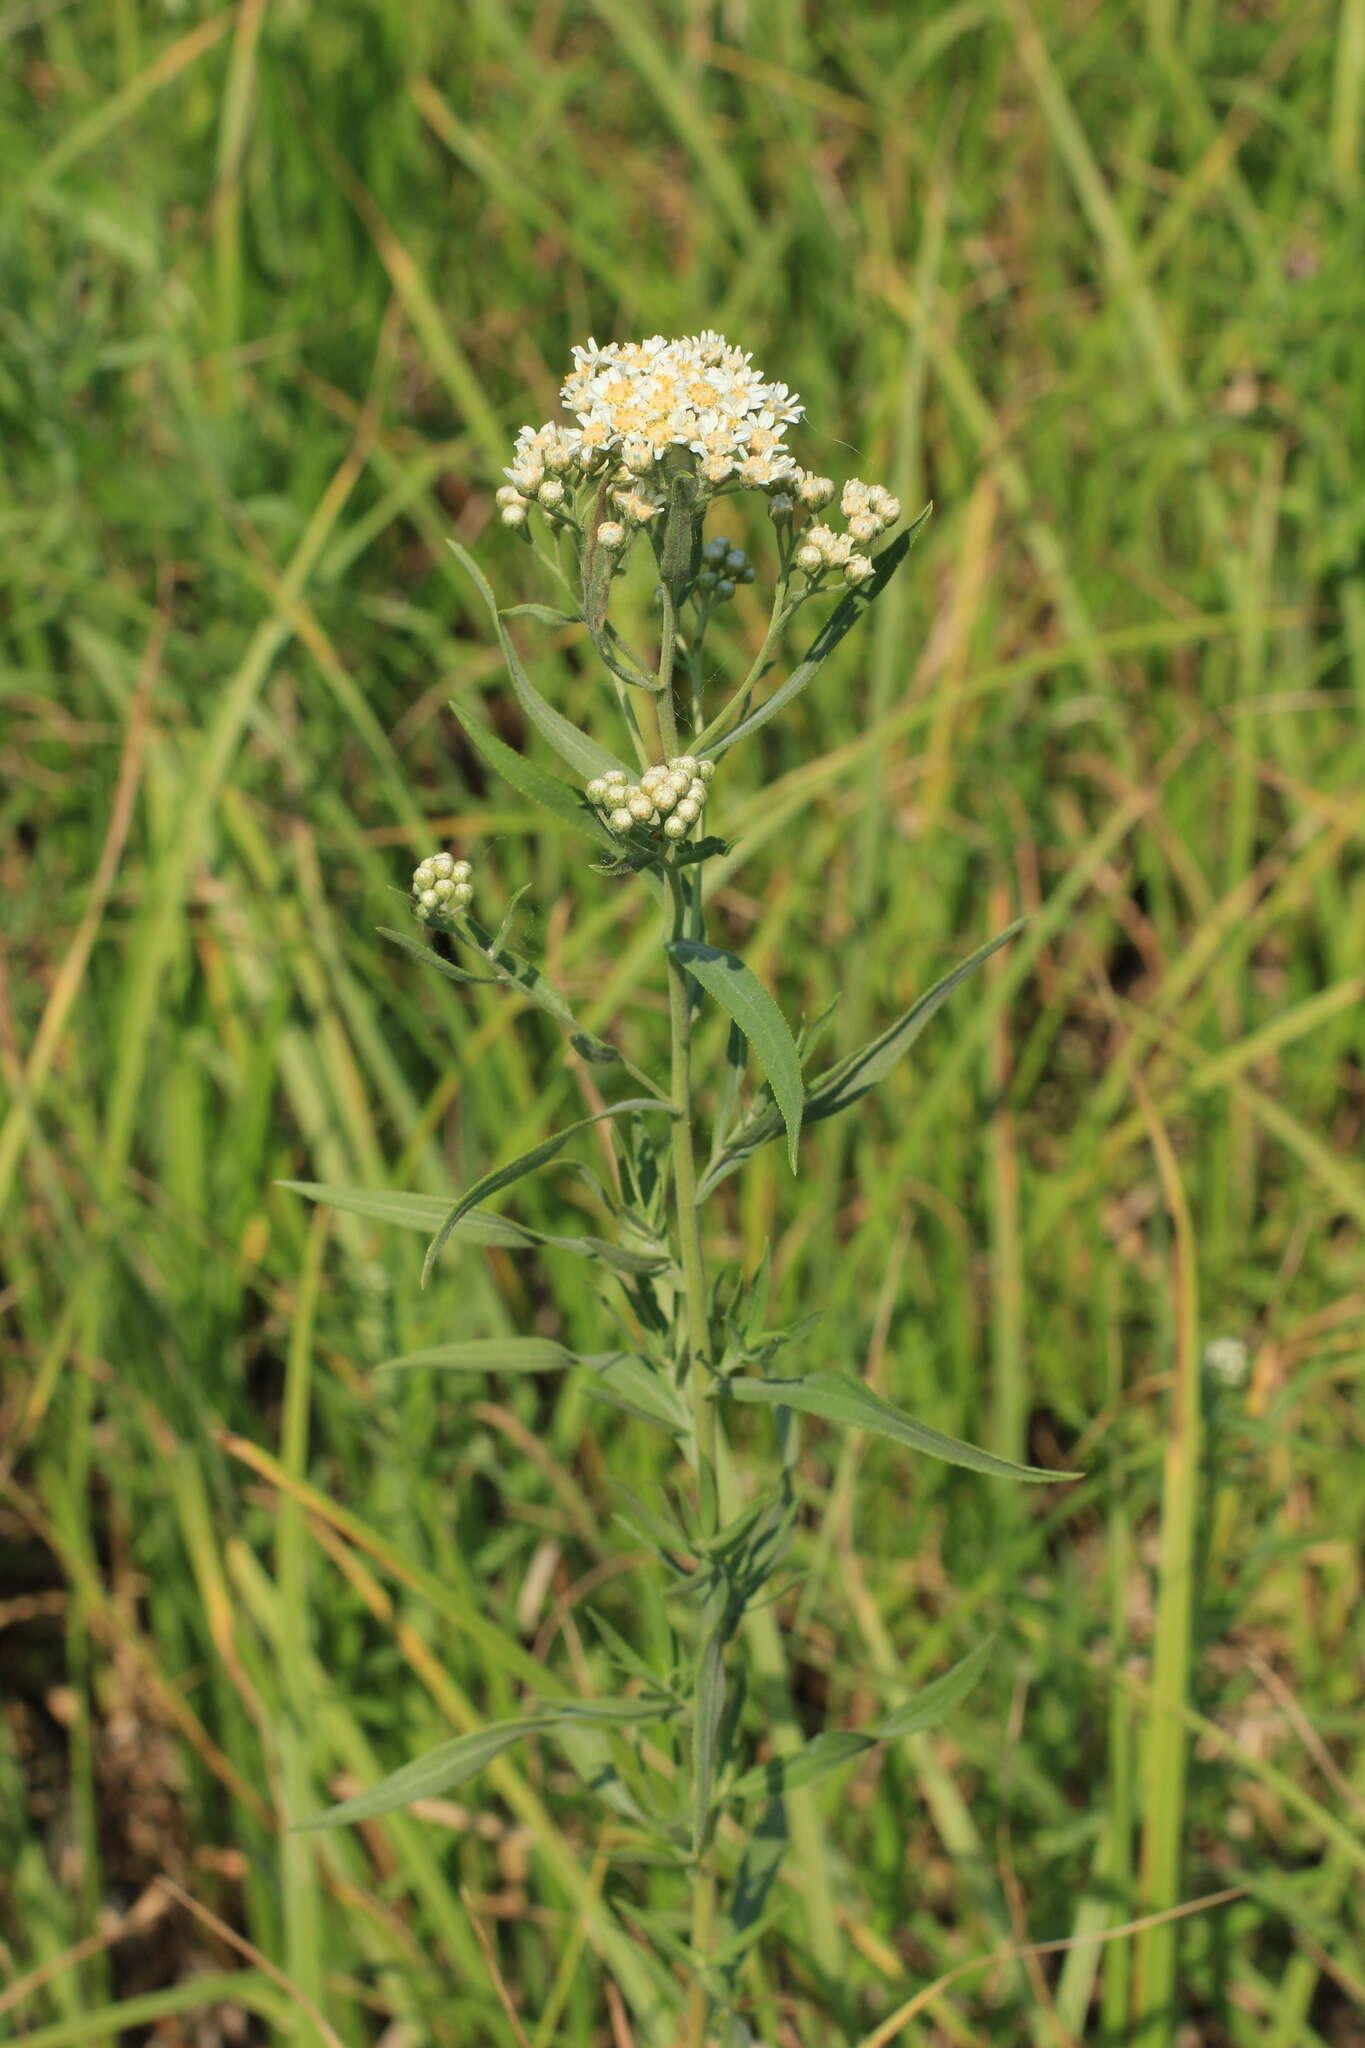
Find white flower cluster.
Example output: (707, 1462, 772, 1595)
(501, 332, 805, 517)
(412, 851, 473, 922)
(792, 476, 901, 586)
(585, 757, 716, 842)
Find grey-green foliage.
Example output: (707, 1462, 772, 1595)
(287, 359, 1066, 2036)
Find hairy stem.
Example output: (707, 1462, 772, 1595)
(658, 592, 724, 2048)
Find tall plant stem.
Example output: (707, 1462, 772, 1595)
(658, 591, 723, 2048)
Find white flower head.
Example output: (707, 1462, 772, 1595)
(543, 332, 805, 492)
(595, 520, 626, 549)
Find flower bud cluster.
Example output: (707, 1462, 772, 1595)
(412, 851, 473, 922)
(585, 757, 716, 842)
(791, 477, 899, 587)
(696, 533, 756, 604)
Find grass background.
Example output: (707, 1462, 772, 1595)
(3, 0, 1364, 2042)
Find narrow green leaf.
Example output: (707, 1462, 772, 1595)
(692, 1619, 727, 1853)
(422, 1098, 675, 1284)
(731, 1729, 873, 1802)
(299, 1698, 679, 1830)
(375, 1337, 580, 1374)
(449, 541, 625, 780)
(708, 512, 927, 759)
(500, 602, 583, 626)
(279, 1179, 669, 1275)
(582, 1354, 690, 1434)
(804, 919, 1028, 1121)
(377, 925, 498, 985)
(728, 1639, 996, 1801)
(876, 1635, 996, 1738)
(298, 1721, 541, 1828)
(698, 921, 1025, 1194)
(724, 1369, 1063, 1482)
(668, 940, 803, 1172)
(450, 701, 616, 850)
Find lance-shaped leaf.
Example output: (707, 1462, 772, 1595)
(698, 921, 1025, 1196)
(692, 1613, 728, 1854)
(280, 1179, 669, 1276)
(298, 1696, 680, 1831)
(386, 909, 644, 1077)
(449, 541, 626, 781)
(375, 1337, 583, 1374)
(803, 918, 1028, 1121)
(667, 940, 803, 1173)
(377, 925, 499, 986)
(728, 1638, 996, 1802)
(423, 1098, 675, 1285)
(582, 1354, 690, 1435)
(706, 510, 928, 760)
(724, 1369, 1063, 1481)
(450, 701, 617, 851)
(500, 602, 583, 627)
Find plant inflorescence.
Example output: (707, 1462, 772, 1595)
(294, 331, 1059, 2048)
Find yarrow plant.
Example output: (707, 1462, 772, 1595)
(292, 333, 1060, 2046)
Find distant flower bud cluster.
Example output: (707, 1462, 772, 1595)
(411, 851, 473, 922)
(585, 756, 716, 841)
(696, 533, 756, 603)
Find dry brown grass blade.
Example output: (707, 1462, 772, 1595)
(461, 1886, 535, 2048)
(154, 1877, 350, 2048)
(853, 1887, 1247, 2047)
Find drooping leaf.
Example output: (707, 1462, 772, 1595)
(728, 1638, 996, 1801)
(449, 541, 626, 780)
(668, 940, 803, 1172)
(423, 1098, 675, 1284)
(706, 511, 928, 759)
(724, 1369, 1063, 1482)
(697, 921, 1025, 1195)
(299, 1696, 679, 1831)
(450, 702, 616, 850)
(280, 1179, 668, 1276)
